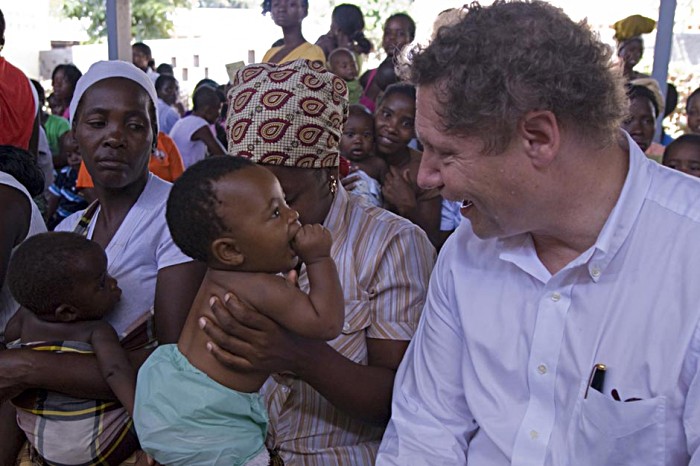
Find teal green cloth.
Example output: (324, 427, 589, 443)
(347, 79, 361, 105)
(44, 114, 70, 157)
(133, 344, 269, 466)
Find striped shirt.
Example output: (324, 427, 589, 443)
(261, 186, 436, 465)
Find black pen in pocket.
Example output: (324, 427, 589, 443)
(584, 363, 606, 399)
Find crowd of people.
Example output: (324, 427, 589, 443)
(1, 1, 700, 465)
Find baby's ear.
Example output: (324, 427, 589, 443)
(211, 237, 244, 267)
(55, 304, 80, 323)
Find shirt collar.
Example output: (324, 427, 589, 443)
(499, 132, 653, 282)
(585, 132, 653, 279)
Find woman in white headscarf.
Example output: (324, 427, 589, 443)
(0, 60, 205, 465)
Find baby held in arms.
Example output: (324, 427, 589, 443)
(133, 156, 344, 466)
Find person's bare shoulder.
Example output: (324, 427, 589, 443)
(18, 314, 106, 345)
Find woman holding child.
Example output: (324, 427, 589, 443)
(0, 60, 205, 464)
(198, 59, 436, 465)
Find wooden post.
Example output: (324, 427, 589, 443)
(107, 0, 132, 61)
(651, 0, 676, 141)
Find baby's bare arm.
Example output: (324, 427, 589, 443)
(241, 225, 344, 340)
(90, 322, 136, 416)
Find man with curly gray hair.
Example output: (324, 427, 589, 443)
(377, 1, 700, 465)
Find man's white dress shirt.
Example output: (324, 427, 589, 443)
(377, 136, 700, 465)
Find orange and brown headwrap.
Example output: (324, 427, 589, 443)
(226, 59, 348, 169)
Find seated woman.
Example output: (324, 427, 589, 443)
(0, 60, 205, 465)
(0, 145, 47, 466)
(261, 0, 325, 64)
(51, 63, 82, 120)
(374, 83, 445, 249)
(621, 83, 660, 161)
(199, 59, 436, 465)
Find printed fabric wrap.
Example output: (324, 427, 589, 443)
(10, 341, 139, 466)
(226, 59, 348, 169)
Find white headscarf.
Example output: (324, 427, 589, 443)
(69, 60, 159, 133)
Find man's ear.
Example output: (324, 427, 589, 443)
(211, 237, 244, 267)
(55, 304, 79, 323)
(517, 110, 560, 169)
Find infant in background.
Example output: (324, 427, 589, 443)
(328, 48, 361, 104)
(133, 156, 344, 466)
(340, 104, 387, 206)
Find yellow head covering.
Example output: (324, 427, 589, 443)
(613, 15, 656, 44)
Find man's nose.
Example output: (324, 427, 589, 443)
(417, 151, 442, 190)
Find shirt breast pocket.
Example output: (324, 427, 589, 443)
(566, 388, 665, 465)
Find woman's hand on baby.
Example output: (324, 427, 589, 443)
(0, 351, 30, 401)
(291, 224, 332, 264)
(201, 293, 308, 374)
(341, 172, 361, 192)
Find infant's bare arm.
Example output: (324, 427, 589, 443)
(243, 224, 344, 340)
(90, 322, 136, 416)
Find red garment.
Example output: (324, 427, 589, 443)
(0, 58, 36, 150)
(359, 68, 378, 113)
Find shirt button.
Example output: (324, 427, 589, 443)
(342, 322, 350, 332)
(591, 267, 601, 278)
(281, 386, 290, 393)
(537, 364, 547, 375)
(551, 292, 561, 302)
(530, 430, 539, 440)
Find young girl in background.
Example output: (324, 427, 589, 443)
(374, 83, 444, 249)
(359, 13, 415, 112)
(261, 0, 325, 64)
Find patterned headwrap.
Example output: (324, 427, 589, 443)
(226, 59, 348, 169)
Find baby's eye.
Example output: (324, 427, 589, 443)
(272, 207, 280, 218)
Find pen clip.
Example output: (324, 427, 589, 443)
(584, 363, 606, 399)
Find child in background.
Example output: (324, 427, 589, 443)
(133, 156, 344, 466)
(662, 134, 700, 178)
(359, 13, 415, 112)
(168, 86, 226, 168)
(155, 74, 181, 134)
(340, 104, 385, 206)
(687, 88, 700, 135)
(4, 232, 142, 466)
(47, 131, 88, 230)
(328, 48, 361, 104)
